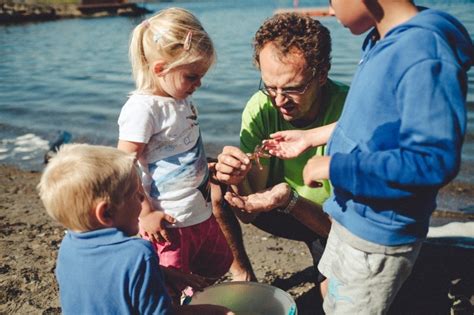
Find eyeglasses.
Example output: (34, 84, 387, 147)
(259, 70, 316, 99)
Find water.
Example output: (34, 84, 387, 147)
(1, 0, 473, 204)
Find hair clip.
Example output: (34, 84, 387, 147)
(183, 31, 193, 51)
(153, 32, 161, 43)
(141, 19, 150, 28)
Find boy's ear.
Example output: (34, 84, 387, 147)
(153, 60, 168, 76)
(94, 201, 114, 227)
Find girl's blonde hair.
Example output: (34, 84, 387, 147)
(38, 144, 137, 232)
(129, 7, 216, 93)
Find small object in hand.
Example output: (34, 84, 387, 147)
(246, 144, 271, 170)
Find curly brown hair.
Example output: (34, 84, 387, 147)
(253, 13, 331, 79)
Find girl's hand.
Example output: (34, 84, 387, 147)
(139, 211, 176, 243)
(303, 156, 331, 187)
(263, 130, 312, 159)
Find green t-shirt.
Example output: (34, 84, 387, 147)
(240, 79, 348, 205)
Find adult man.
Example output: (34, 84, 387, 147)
(213, 13, 348, 288)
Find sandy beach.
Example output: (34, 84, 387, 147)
(0, 163, 473, 314)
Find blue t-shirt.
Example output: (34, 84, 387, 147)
(56, 228, 173, 314)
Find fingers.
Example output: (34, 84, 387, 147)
(185, 274, 213, 291)
(149, 232, 164, 244)
(149, 233, 159, 243)
(262, 139, 285, 156)
(159, 229, 172, 243)
(208, 161, 216, 172)
(269, 131, 284, 139)
(147, 228, 172, 243)
(214, 172, 237, 185)
(218, 147, 250, 170)
(261, 139, 279, 150)
(224, 192, 246, 209)
(216, 155, 249, 174)
(215, 147, 252, 186)
(303, 167, 323, 187)
(215, 163, 250, 186)
(162, 213, 176, 225)
(222, 146, 250, 161)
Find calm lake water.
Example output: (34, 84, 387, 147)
(1, 0, 473, 210)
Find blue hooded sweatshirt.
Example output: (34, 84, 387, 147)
(324, 8, 474, 246)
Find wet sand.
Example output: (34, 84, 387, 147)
(0, 164, 472, 314)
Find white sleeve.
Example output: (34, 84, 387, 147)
(118, 97, 155, 144)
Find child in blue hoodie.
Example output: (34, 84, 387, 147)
(263, 0, 474, 313)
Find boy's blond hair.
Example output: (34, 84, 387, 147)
(38, 144, 137, 232)
(129, 7, 216, 94)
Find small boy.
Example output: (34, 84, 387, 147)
(264, 0, 473, 313)
(38, 144, 233, 315)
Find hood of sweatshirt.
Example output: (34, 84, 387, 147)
(364, 7, 473, 72)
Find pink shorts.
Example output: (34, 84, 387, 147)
(144, 215, 233, 278)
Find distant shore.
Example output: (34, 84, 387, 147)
(0, 1, 152, 24)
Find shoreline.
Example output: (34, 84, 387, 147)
(0, 2, 152, 25)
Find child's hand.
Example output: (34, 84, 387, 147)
(263, 130, 312, 159)
(162, 267, 215, 294)
(303, 156, 331, 187)
(139, 210, 176, 243)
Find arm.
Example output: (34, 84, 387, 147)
(215, 141, 330, 236)
(136, 253, 234, 315)
(225, 182, 331, 238)
(219, 145, 331, 236)
(161, 267, 212, 296)
(117, 140, 175, 242)
(231, 154, 270, 223)
(330, 61, 466, 199)
(303, 156, 331, 188)
(263, 122, 337, 159)
(209, 161, 257, 281)
(215, 145, 268, 223)
(287, 191, 331, 238)
(220, 145, 330, 237)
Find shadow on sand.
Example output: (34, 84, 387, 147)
(270, 240, 473, 315)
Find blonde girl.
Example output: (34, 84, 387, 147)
(118, 7, 232, 283)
